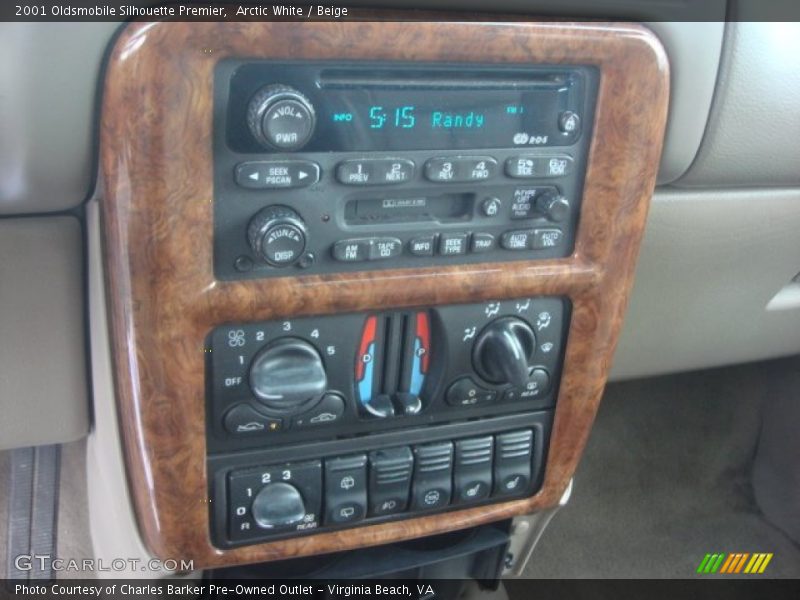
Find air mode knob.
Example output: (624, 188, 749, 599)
(472, 317, 536, 387)
(252, 482, 306, 529)
(247, 85, 316, 151)
(247, 205, 307, 267)
(249, 338, 327, 414)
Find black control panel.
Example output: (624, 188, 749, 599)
(213, 62, 598, 280)
(207, 297, 566, 451)
(207, 297, 567, 547)
(212, 423, 546, 546)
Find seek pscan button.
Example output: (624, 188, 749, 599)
(235, 160, 320, 189)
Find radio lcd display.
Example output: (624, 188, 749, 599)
(224, 63, 590, 153)
(315, 88, 566, 151)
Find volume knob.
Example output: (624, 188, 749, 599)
(247, 206, 307, 267)
(247, 85, 316, 151)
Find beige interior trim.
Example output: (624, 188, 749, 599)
(0, 216, 88, 450)
(85, 198, 176, 578)
(612, 187, 800, 380)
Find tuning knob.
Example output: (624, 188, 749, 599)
(252, 482, 306, 529)
(472, 317, 536, 387)
(536, 191, 571, 223)
(247, 85, 316, 151)
(247, 206, 307, 267)
(249, 338, 327, 413)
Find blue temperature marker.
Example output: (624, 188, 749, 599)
(409, 339, 424, 396)
(358, 342, 375, 404)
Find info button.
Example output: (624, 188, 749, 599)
(409, 235, 436, 256)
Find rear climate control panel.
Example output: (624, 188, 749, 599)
(207, 297, 567, 546)
(213, 424, 546, 546)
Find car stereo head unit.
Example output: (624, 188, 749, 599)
(213, 61, 598, 280)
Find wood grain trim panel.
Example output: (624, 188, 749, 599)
(100, 19, 668, 568)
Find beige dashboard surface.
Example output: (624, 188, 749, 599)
(0, 217, 89, 449)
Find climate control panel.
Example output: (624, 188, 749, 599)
(207, 297, 566, 546)
(206, 297, 567, 453)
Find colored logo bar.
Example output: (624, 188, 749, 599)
(697, 553, 773, 574)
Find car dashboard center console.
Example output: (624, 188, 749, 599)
(99, 18, 668, 568)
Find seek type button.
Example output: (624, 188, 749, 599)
(438, 233, 468, 256)
(235, 160, 320, 189)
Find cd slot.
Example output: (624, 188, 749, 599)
(319, 69, 567, 90)
(344, 193, 474, 225)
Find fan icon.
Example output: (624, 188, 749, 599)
(227, 329, 246, 347)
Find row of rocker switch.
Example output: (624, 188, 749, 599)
(227, 429, 537, 542)
(327, 430, 536, 525)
